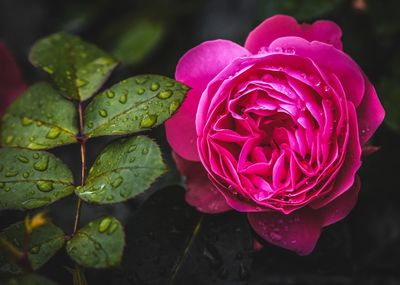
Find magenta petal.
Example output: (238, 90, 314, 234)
(248, 208, 323, 255)
(357, 78, 385, 145)
(319, 177, 360, 227)
(166, 40, 249, 161)
(245, 15, 342, 54)
(173, 152, 231, 214)
(0, 43, 26, 116)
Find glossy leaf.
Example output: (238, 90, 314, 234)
(6, 274, 57, 285)
(92, 186, 253, 284)
(30, 32, 118, 101)
(0, 148, 75, 210)
(0, 222, 65, 275)
(1, 82, 78, 150)
(76, 135, 166, 204)
(66, 216, 125, 268)
(84, 75, 188, 138)
(112, 18, 165, 65)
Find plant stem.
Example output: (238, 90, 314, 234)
(73, 102, 86, 235)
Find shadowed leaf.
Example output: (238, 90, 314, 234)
(66, 216, 124, 268)
(30, 32, 118, 101)
(0, 222, 65, 275)
(6, 274, 57, 285)
(1, 82, 78, 150)
(75, 135, 166, 204)
(0, 148, 75, 210)
(84, 75, 188, 138)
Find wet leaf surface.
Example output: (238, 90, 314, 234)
(84, 75, 188, 138)
(0, 148, 75, 210)
(66, 216, 124, 268)
(76, 135, 166, 204)
(30, 32, 118, 101)
(1, 82, 78, 150)
(0, 222, 65, 275)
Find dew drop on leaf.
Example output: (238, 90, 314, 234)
(33, 156, 49, 171)
(99, 109, 108, 118)
(150, 82, 160, 91)
(17, 155, 30, 163)
(140, 114, 157, 128)
(36, 181, 54, 192)
(20, 117, 34, 126)
(157, 90, 173, 99)
(98, 217, 112, 233)
(46, 127, 61, 139)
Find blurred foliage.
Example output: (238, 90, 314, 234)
(1, 0, 400, 284)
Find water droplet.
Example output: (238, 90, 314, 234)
(135, 77, 147, 84)
(75, 78, 87, 88)
(111, 176, 123, 188)
(107, 222, 118, 234)
(22, 198, 50, 209)
(106, 195, 114, 201)
(36, 181, 54, 192)
(21, 117, 34, 126)
(88, 106, 94, 112)
(269, 232, 282, 241)
(157, 90, 173, 99)
(127, 145, 137, 152)
(106, 90, 115, 98)
(98, 217, 112, 233)
(150, 82, 160, 91)
(169, 100, 180, 114)
(5, 169, 18, 177)
(43, 66, 54, 74)
(87, 122, 94, 129)
(142, 148, 149, 155)
(120, 187, 132, 198)
(46, 127, 61, 139)
(17, 155, 29, 163)
(33, 156, 49, 171)
(5, 136, 14, 145)
(0, 182, 5, 188)
(33, 153, 40, 159)
(30, 246, 40, 254)
(23, 172, 30, 178)
(136, 87, 145, 95)
(140, 114, 157, 128)
(5, 187, 11, 192)
(36, 121, 43, 127)
(119, 93, 128, 104)
(99, 109, 108, 117)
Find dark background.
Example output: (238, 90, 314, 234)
(1, 0, 400, 284)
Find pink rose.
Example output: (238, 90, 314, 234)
(0, 42, 26, 116)
(166, 15, 385, 255)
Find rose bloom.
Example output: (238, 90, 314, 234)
(166, 15, 385, 255)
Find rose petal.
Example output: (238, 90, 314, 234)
(357, 77, 385, 145)
(172, 152, 231, 214)
(319, 176, 360, 227)
(248, 207, 323, 255)
(0, 43, 26, 116)
(245, 15, 342, 54)
(268, 36, 365, 107)
(166, 40, 249, 161)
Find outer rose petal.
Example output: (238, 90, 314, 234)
(268, 36, 365, 107)
(166, 40, 249, 161)
(319, 176, 360, 227)
(248, 178, 360, 255)
(0, 43, 26, 116)
(248, 208, 323, 255)
(245, 15, 342, 54)
(172, 152, 231, 214)
(357, 78, 385, 145)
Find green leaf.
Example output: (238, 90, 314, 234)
(66, 216, 124, 268)
(75, 135, 165, 204)
(0, 148, 75, 210)
(6, 274, 57, 285)
(112, 18, 165, 65)
(30, 32, 118, 101)
(1, 82, 78, 150)
(0, 222, 65, 275)
(84, 75, 188, 138)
